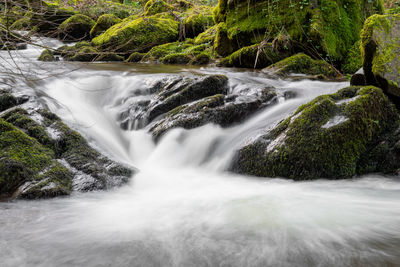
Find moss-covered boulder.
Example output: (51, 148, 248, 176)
(90, 13, 121, 38)
(0, 106, 135, 199)
(92, 16, 179, 54)
(10, 16, 31, 31)
(126, 52, 145, 62)
(194, 24, 217, 45)
(213, 22, 233, 57)
(58, 14, 95, 41)
(144, 0, 174, 16)
(263, 53, 339, 78)
(224, 43, 285, 69)
(213, 0, 384, 63)
(232, 86, 399, 179)
(361, 14, 400, 99)
(161, 53, 191, 64)
(191, 52, 211, 65)
(38, 49, 56, 62)
(184, 5, 214, 38)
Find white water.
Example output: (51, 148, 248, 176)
(1, 37, 400, 267)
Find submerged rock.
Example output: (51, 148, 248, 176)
(231, 86, 399, 180)
(361, 14, 400, 99)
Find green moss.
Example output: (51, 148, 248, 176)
(342, 40, 362, 74)
(194, 24, 217, 45)
(126, 51, 145, 62)
(161, 53, 191, 64)
(360, 14, 400, 96)
(191, 52, 211, 65)
(142, 41, 183, 61)
(90, 13, 121, 38)
(264, 53, 338, 78)
(234, 85, 399, 179)
(58, 14, 95, 41)
(0, 119, 54, 171)
(213, 22, 233, 57)
(184, 5, 214, 38)
(227, 43, 282, 69)
(38, 49, 55, 62)
(91, 16, 179, 53)
(215, 0, 383, 63)
(144, 0, 174, 16)
(0, 92, 17, 112)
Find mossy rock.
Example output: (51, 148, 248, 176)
(213, 22, 233, 57)
(0, 119, 54, 198)
(161, 53, 191, 64)
(0, 91, 18, 112)
(191, 52, 211, 65)
(148, 75, 229, 122)
(213, 0, 384, 62)
(58, 14, 95, 41)
(38, 49, 56, 62)
(90, 13, 121, 38)
(232, 86, 399, 180)
(361, 14, 400, 99)
(144, 0, 174, 16)
(226, 43, 285, 69)
(126, 52, 145, 62)
(91, 16, 179, 54)
(18, 162, 73, 199)
(184, 5, 214, 38)
(142, 41, 184, 61)
(31, 4, 76, 36)
(194, 24, 217, 45)
(263, 53, 339, 78)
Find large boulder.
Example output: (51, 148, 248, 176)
(91, 16, 179, 54)
(213, 0, 384, 63)
(150, 87, 277, 140)
(231, 86, 399, 180)
(0, 106, 135, 200)
(361, 14, 400, 99)
(90, 13, 121, 38)
(58, 14, 95, 42)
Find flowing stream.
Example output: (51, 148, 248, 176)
(1, 37, 400, 267)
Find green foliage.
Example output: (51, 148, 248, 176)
(342, 40, 362, 74)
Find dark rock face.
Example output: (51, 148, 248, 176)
(361, 14, 400, 99)
(231, 86, 399, 180)
(0, 90, 135, 200)
(150, 88, 277, 140)
(115, 74, 279, 140)
(147, 75, 229, 122)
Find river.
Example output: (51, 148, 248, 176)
(1, 36, 400, 267)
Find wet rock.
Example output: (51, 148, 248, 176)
(231, 86, 399, 180)
(0, 107, 135, 199)
(38, 49, 56, 62)
(361, 14, 400, 99)
(147, 75, 229, 121)
(350, 68, 366, 86)
(150, 87, 277, 140)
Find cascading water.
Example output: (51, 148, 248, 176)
(1, 37, 400, 267)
